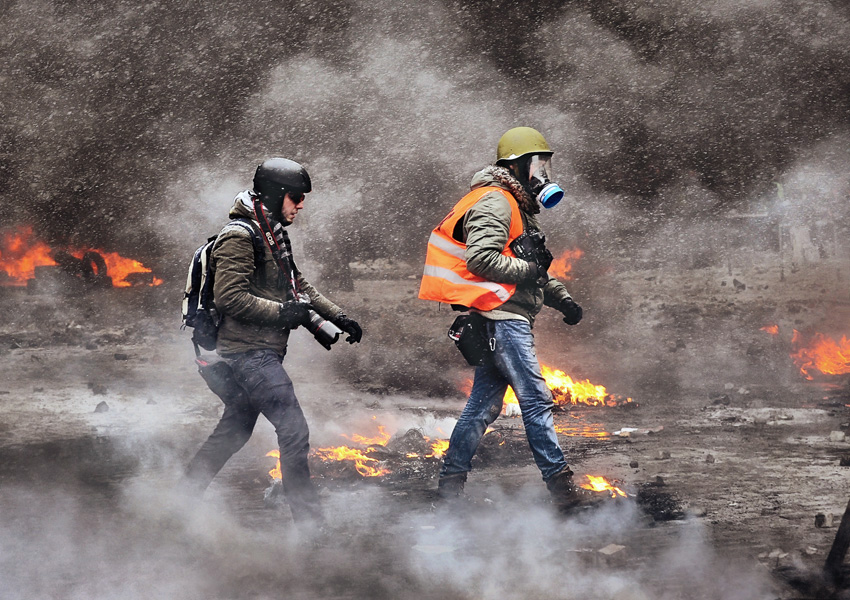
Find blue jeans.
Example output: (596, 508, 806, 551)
(440, 319, 567, 482)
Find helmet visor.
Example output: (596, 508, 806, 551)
(528, 154, 554, 186)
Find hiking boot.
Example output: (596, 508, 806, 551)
(436, 472, 467, 500)
(546, 467, 608, 513)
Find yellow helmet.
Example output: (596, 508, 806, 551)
(496, 127, 553, 164)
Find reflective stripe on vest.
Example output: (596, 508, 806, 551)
(418, 186, 523, 311)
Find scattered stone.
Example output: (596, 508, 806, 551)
(598, 544, 627, 566)
(803, 547, 820, 556)
(113, 353, 130, 361)
(85, 341, 98, 350)
(768, 549, 788, 559)
(87, 382, 107, 395)
(737, 387, 750, 395)
(33, 387, 44, 393)
(709, 393, 731, 405)
(732, 279, 746, 291)
(657, 450, 671, 460)
(94, 401, 109, 413)
(705, 454, 715, 463)
(724, 382, 735, 390)
(829, 431, 846, 442)
(815, 513, 834, 528)
(839, 455, 850, 467)
(654, 476, 665, 486)
(629, 460, 639, 468)
(776, 413, 793, 421)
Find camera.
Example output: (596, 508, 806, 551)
(296, 293, 342, 350)
(305, 309, 342, 350)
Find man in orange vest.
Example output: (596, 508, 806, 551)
(419, 127, 600, 511)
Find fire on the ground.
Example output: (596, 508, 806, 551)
(762, 324, 850, 380)
(0, 226, 162, 288)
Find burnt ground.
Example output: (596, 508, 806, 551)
(1, 255, 850, 599)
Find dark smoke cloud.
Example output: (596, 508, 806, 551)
(1, 0, 848, 270)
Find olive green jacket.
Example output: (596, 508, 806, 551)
(211, 191, 343, 356)
(463, 168, 573, 326)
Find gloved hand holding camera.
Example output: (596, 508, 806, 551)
(278, 301, 312, 328)
(332, 314, 363, 344)
(559, 298, 583, 326)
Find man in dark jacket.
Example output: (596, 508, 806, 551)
(423, 127, 601, 511)
(184, 158, 362, 528)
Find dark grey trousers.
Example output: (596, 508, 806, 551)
(184, 349, 322, 524)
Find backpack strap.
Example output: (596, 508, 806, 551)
(216, 217, 266, 286)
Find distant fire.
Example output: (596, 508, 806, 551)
(760, 324, 779, 335)
(266, 421, 449, 480)
(463, 363, 632, 414)
(791, 330, 850, 380)
(549, 248, 584, 280)
(580, 475, 628, 498)
(0, 226, 162, 287)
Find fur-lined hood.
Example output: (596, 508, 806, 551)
(469, 165, 539, 214)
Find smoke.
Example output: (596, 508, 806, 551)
(0, 469, 778, 600)
(2, 0, 847, 272)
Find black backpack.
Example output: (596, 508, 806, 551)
(182, 218, 263, 354)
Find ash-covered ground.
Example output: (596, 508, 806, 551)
(1, 252, 849, 600)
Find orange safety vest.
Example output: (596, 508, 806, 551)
(418, 186, 524, 310)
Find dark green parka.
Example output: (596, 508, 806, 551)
(463, 166, 573, 326)
(211, 191, 342, 356)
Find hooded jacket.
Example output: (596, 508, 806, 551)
(462, 166, 573, 326)
(211, 191, 342, 356)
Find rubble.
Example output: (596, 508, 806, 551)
(829, 431, 846, 442)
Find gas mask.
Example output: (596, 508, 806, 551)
(527, 155, 564, 208)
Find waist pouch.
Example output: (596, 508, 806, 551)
(195, 355, 248, 404)
(448, 313, 494, 367)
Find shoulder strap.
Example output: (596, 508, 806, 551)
(218, 217, 266, 286)
(251, 198, 300, 300)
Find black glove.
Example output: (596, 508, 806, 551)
(536, 246, 554, 273)
(333, 314, 363, 344)
(526, 261, 549, 286)
(559, 298, 583, 326)
(278, 301, 311, 328)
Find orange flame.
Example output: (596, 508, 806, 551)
(549, 248, 584, 280)
(0, 226, 57, 285)
(760, 324, 779, 335)
(266, 449, 282, 480)
(790, 330, 850, 380)
(0, 226, 162, 287)
(267, 420, 450, 478)
(580, 474, 627, 498)
(476, 363, 631, 412)
(71, 249, 163, 287)
(428, 438, 449, 458)
(342, 424, 391, 447)
(313, 446, 390, 477)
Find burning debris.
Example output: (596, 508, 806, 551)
(791, 330, 850, 381)
(265, 423, 450, 484)
(463, 362, 635, 416)
(0, 226, 162, 291)
(760, 324, 850, 381)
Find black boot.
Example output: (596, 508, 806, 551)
(546, 467, 608, 513)
(437, 472, 467, 500)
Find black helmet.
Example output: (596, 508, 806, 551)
(253, 157, 312, 213)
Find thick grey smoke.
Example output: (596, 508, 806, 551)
(2, 0, 848, 274)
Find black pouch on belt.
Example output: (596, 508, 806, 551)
(195, 355, 247, 404)
(448, 313, 494, 367)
